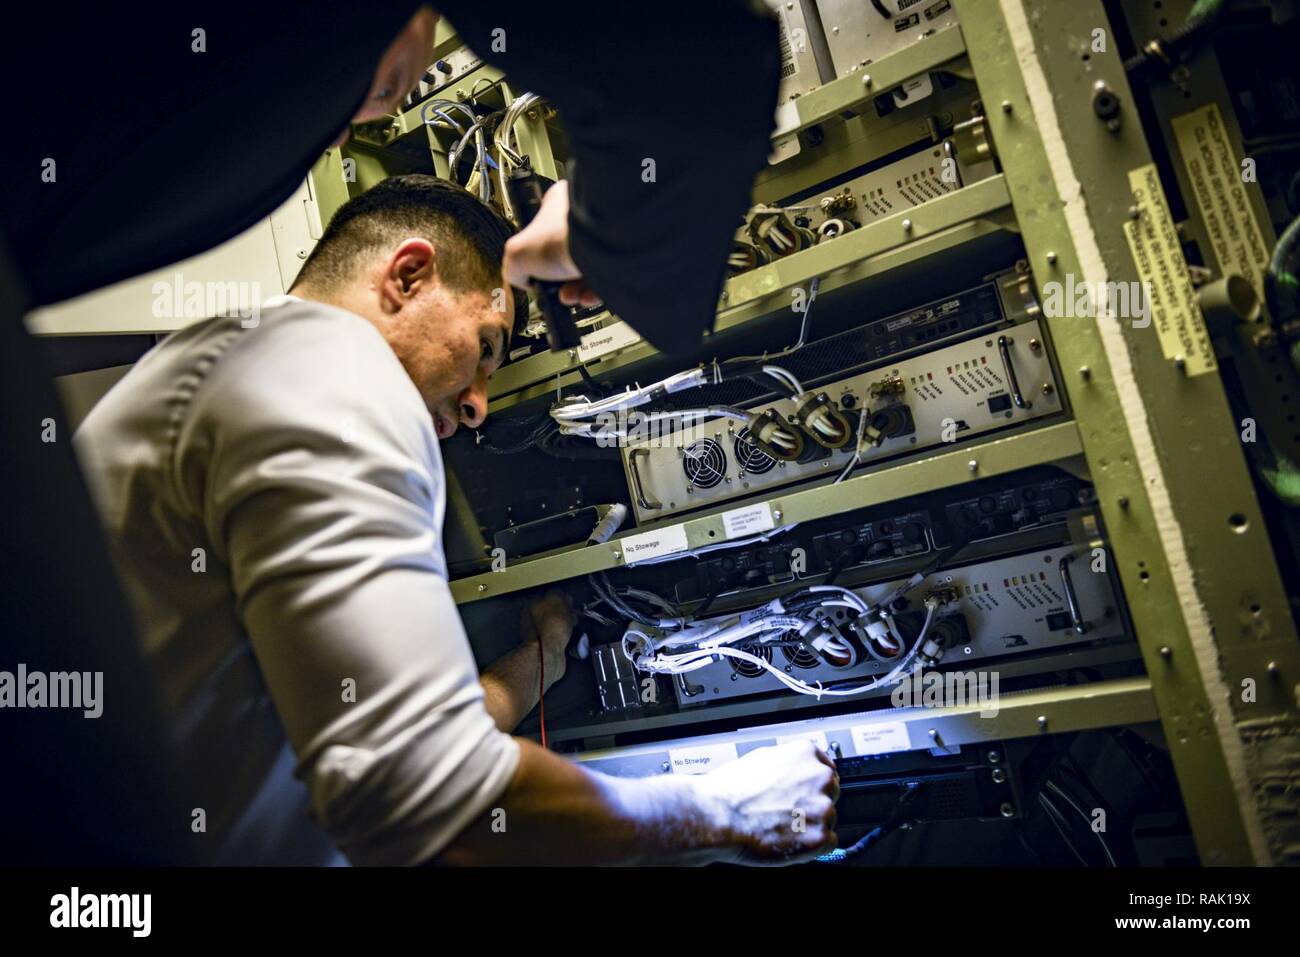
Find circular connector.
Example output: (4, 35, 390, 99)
(746, 409, 804, 462)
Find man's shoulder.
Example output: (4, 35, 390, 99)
(186, 301, 439, 466)
(201, 301, 422, 416)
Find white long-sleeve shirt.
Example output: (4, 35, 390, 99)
(74, 298, 519, 865)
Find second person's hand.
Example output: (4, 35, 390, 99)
(503, 181, 603, 309)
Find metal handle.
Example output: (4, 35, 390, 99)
(997, 335, 1030, 409)
(628, 448, 662, 511)
(1057, 553, 1089, 635)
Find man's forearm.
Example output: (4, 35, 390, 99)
(480, 642, 551, 732)
(435, 739, 741, 866)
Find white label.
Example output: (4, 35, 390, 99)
(621, 524, 689, 564)
(892, 74, 934, 107)
(721, 502, 776, 539)
(1170, 104, 1271, 305)
(776, 730, 830, 751)
(849, 721, 911, 756)
(668, 743, 739, 775)
(577, 321, 640, 362)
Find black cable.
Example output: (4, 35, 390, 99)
(576, 363, 603, 394)
(692, 583, 724, 619)
(535, 429, 621, 461)
(477, 409, 556, 455)
(818, 783, 918, 864)
(821, 544, 863, 587)
(1107, 728, 1164, 797)
(1124, 0, 1227, 81)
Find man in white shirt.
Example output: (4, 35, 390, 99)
(75, 175, 838, 865)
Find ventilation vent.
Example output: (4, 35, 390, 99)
(729, 644, 772, 678)
(682, 438, 727, 489)
(782, 642, 820, 670)
(733, 427, 776, 475)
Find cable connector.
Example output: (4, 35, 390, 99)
(791, 392, 853, 450)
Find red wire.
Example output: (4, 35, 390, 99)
(537, 639, 547, 749)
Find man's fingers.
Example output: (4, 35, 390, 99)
(813, 745, 838, 772)
(558, 280, 601, 308)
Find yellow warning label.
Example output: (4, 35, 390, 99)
(1171, 103, 1271, 304)
(1123, 164, 1217, 377)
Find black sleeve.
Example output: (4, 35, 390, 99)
(444, 2, 781, 356)
(0, 2, 419, 308)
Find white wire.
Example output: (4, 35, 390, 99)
(636, 603, 934, 699)
(762, 365, 804, 396)
(833, 403, 872, 484)
(558, 405, 750, 439)
(1045, 780, 1117, 866)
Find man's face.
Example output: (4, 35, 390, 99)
(369, 258, 514, 440)
(408, 284, 514, 441)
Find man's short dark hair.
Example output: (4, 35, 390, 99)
(293, 174, 522, 327)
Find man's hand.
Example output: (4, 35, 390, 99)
(503, 181, 603, 308)
(694, 741, 840, 864)
(522, 590, 576, 684)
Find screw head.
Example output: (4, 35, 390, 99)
(862, 73, 871, 87)
(477, 583, 487, 593)
(1037, 715, 1048, 730)
(1000, 802, 1016, 818)
(968, 459, 979, 472)
(1046, 251, 1058, 265)
(1160, 645, 1172, 660)
(1001, 99, 1013, 113)
(991, 768, 1007, 784)
(902, 218, 913, 232)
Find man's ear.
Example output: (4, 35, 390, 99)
(379, 237, 437, 312)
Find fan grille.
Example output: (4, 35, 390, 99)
(781, 643, 820, 669)
(683, 438, 727, 489)
(729, 644, 773, 678)
(733, 428, 776, 475)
